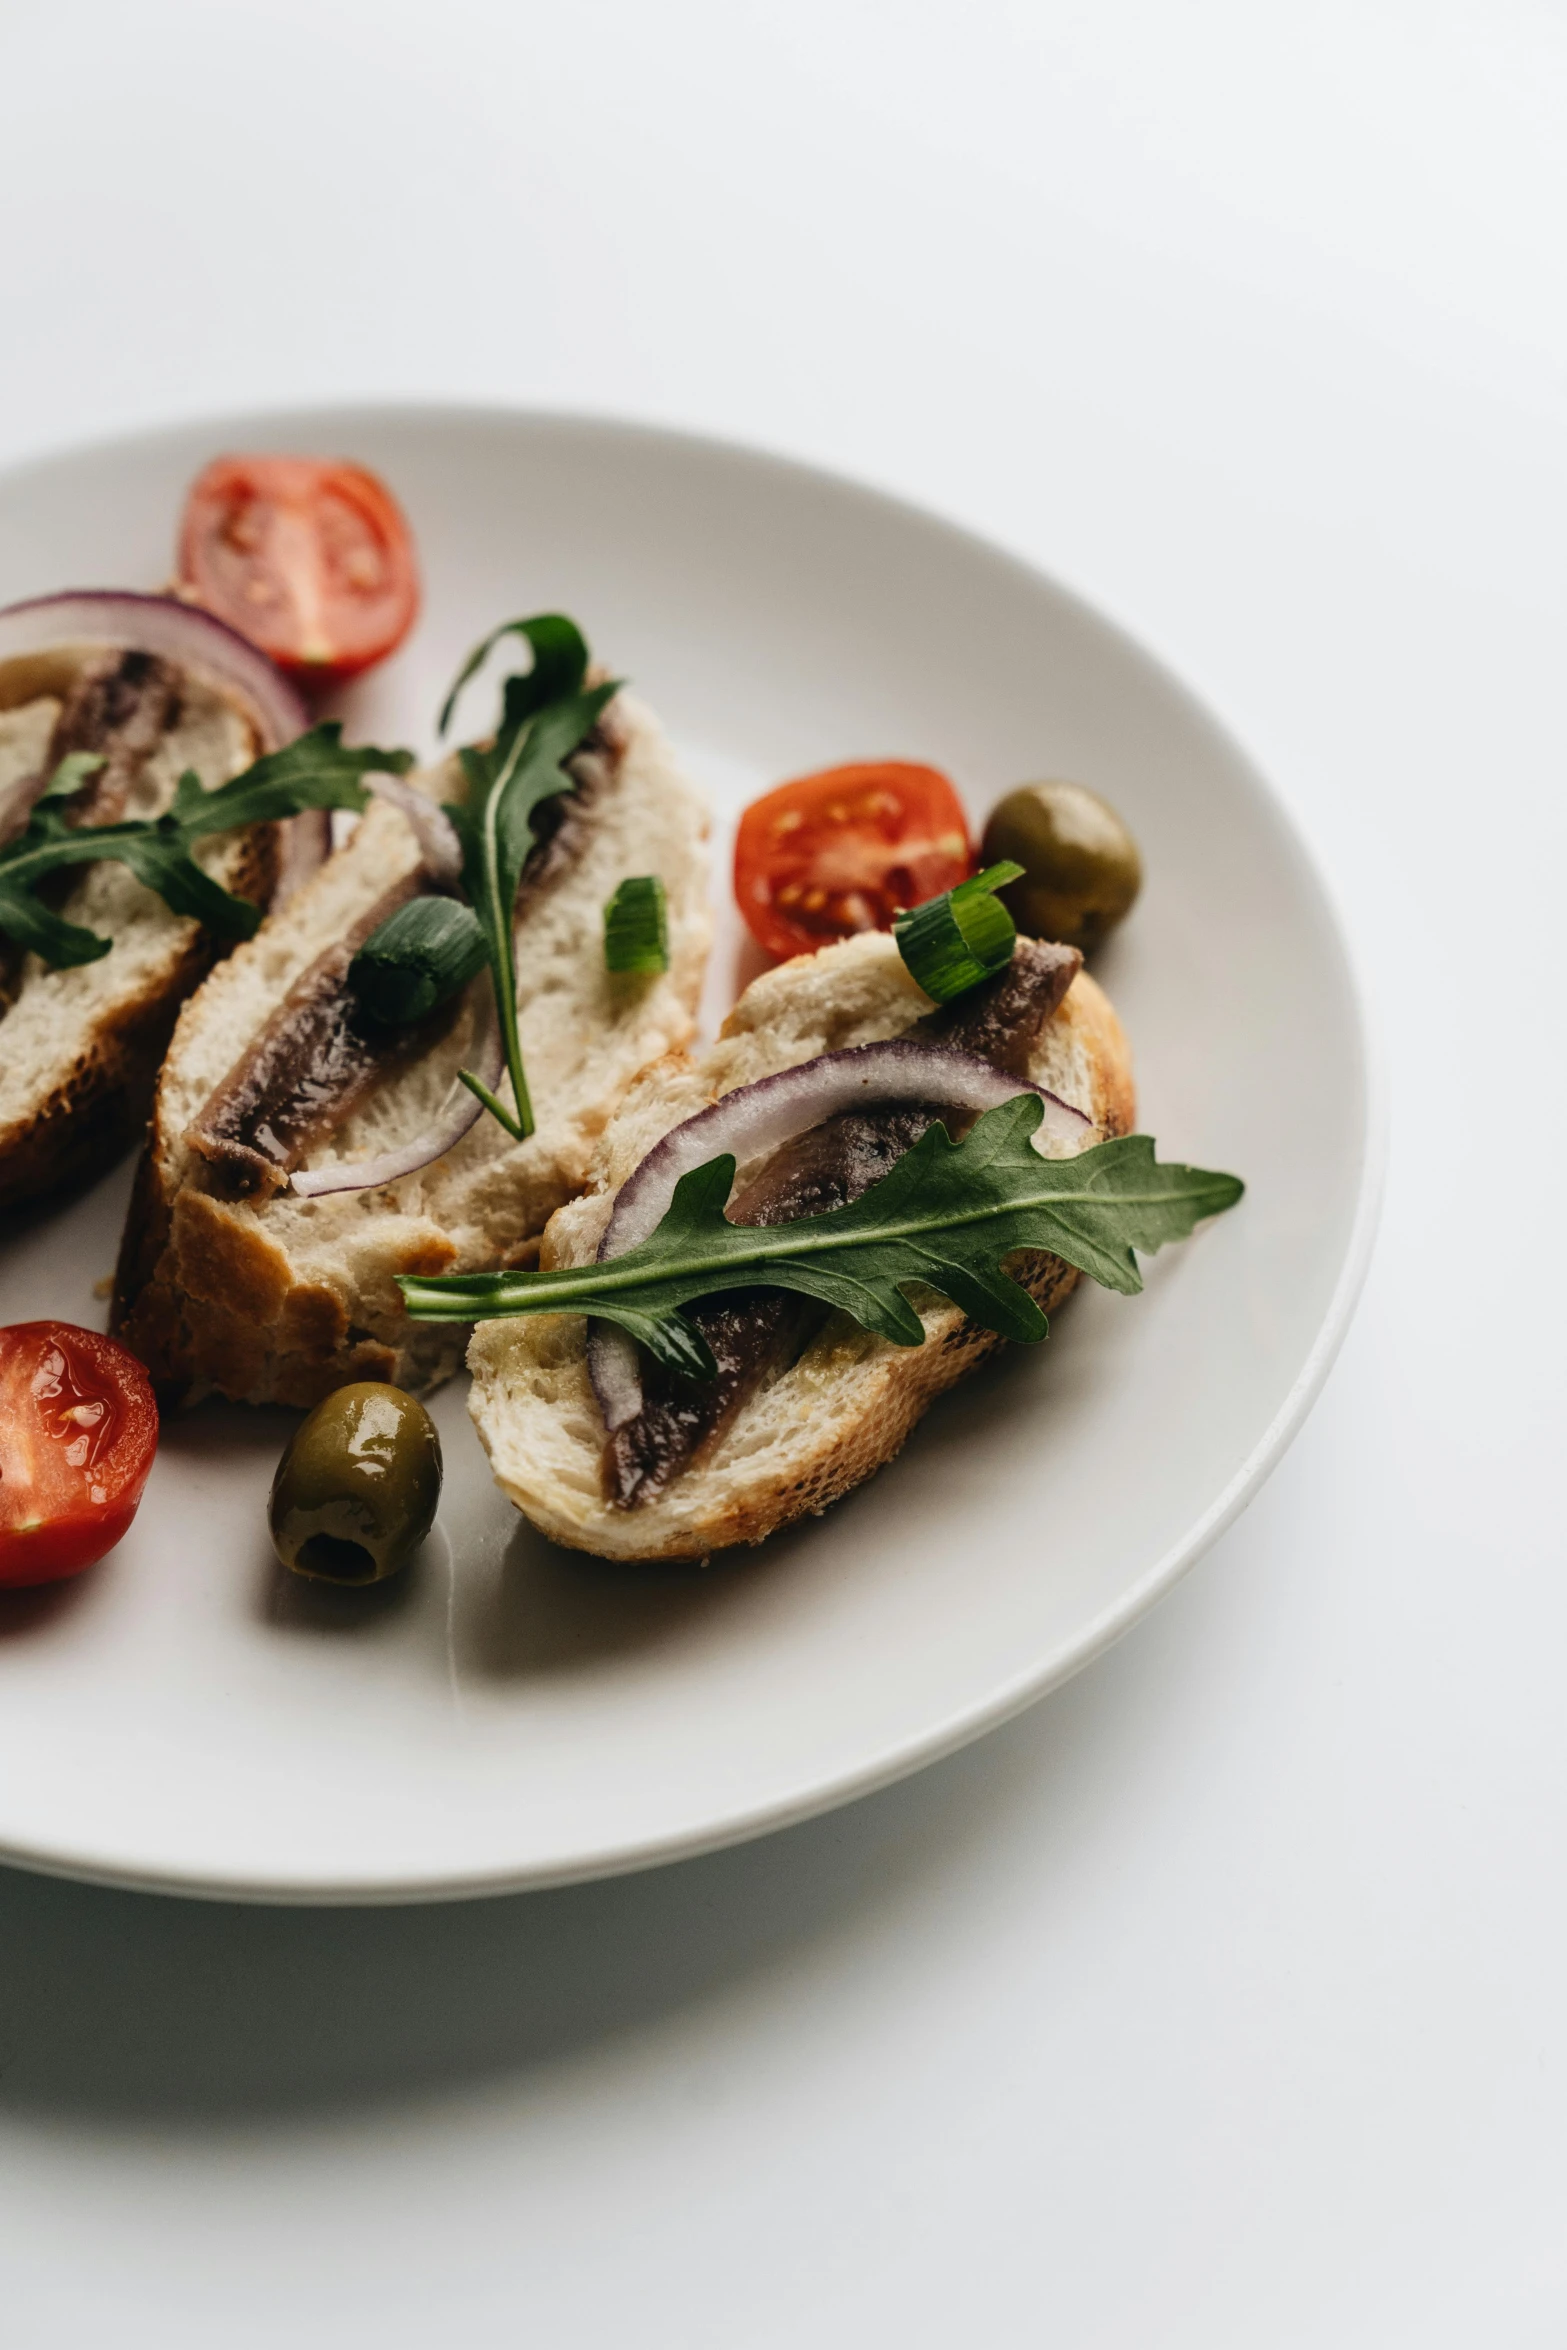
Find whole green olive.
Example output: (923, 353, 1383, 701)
(268, 1382, 442, 1585)
(981, 780, 1143, 955)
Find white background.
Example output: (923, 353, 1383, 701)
(0, 1, 1563, 2341)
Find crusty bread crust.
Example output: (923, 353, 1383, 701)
(113, 689, 712, 1407)
(0, 651, 268, 1213)
(466, 931, 1134, 1560)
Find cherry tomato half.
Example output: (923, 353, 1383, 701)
(177, 455, 420, 688)
(734, 761, 974, 962)
(0, 1323, 158, 1587)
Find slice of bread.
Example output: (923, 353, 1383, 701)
(0, 647, 267, 1211)
(112, 688, 712, 1406)
(466, 929, 1135, 1561)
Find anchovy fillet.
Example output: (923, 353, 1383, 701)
(184, 732, 616, 1197)
(602, 937, 1082, 1507)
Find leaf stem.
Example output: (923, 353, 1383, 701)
(474, 725, 536, 1142)
(492, 968, 534, 1140)
(0, 828, 143, 886)
(452, 1181, 1219, 1293)
(457, 1065, 526, 1142)
(401, 1163, 1240, 1321)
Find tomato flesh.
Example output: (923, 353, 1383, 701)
(0, 1323, 158, 1586)
(177, 455, 420, 687)
(734, 761, 974, 961)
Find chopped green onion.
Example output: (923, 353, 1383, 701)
(39, 751, 107, 803)
(893, 861, 1025, 1004)
(350, 895, 490, 1025)
(604, 874, 670, 974)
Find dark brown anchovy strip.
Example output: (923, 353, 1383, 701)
(45, 649, 186, 828)
(918, 937, 1081, 1074)
(602, 1103, 941, 1509)
(185, 873, 439, 1198)
(184, 729, 620, 1199)
(602, 937, 1083, 1508)
(0, 651, 188, 1007)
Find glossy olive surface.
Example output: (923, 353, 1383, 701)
(268, 1383, 442, 1585)
(981, 779, 1143, 954)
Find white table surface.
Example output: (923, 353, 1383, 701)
(1, 3, 1563, 2341)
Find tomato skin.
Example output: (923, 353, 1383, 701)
(734, 762, 974, 962)
(0, 1324, 158, 1587)
(177, 455, 420, 687)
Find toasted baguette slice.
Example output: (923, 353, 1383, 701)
(113, 688, 711, 1406)
(0, 648, 267, 1210)
(466, 929, 1135, 1561)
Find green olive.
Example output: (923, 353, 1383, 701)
(981, 780, 1143, 955)
(268, 1382, 442, 1585)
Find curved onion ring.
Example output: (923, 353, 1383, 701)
(588, 1038, 1096, 1432)
(364, 772, 464, 887)
(0, 588, 307, 745)
(269, 808, 332, 904)
(0, 766, 50, 851)
(289, 985, 504, 1200)
(0, 588, 323, 889)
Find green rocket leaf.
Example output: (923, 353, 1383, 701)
(0, 727, 412, 967)
(438, 615, 618, 1138)
(398, 1093, 1244, 1370)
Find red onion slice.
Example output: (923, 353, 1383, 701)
(269, 808, 332, 907)
(589, 1039, 1096, 1431)
(274, 769, 462, 911)
(0, 768, 48, 850)
(288, 988, 504, 1200)
(0, 591, 308, 749)
(0, 588, 323, 891)
(364, 773, 464, 887)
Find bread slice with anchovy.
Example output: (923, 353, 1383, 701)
(465, 929, 1134, 1561)
(112, 688, 712, 1407)
(0, 646, 270, 1210)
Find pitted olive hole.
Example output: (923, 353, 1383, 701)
(296, 1533, 379, 1584)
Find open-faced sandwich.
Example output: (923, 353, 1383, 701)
(0, 595, 342, 1208)
(112, 616, 711, 1407)
(454, 926, 1126, 1557)
(405, 850, 1240, 1564)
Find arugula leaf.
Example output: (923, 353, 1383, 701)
(0, 726, 411, 968)
(440, 616, 618, 1139)
(398, 1093, 1244, 1372)
(0, 867, 114, 966)
(169, 725, 412, 837)
(438, 612, 591, 739)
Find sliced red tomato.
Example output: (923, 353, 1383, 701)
(734, 761, 974, 961)
(0, 1323, 158, 1587)
(177, 455, 420, 688)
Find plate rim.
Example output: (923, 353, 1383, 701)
(0, 398, 1386, 1906)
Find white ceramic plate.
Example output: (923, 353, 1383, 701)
(0, 407, 1377, 1902)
